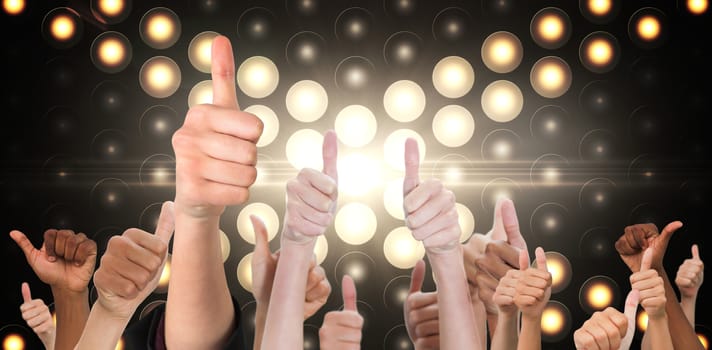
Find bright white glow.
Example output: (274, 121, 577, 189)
(236, 202, 280, 244)
(335, 203, 378, 245)
(237, 56, 280, 99)
(383, 129, 426, 171)
(481, 80, 524, 123)
(384, 226, 425, 269)
(188, 80, 213, 108)
(334, 105, 377, 147)
(286, 80, 328, 122)
(237, 253, 254, 292)
(384, 179, 405, 220)
(219, 229, 230, 263)
(530, 56, 572, 98)
(338, 153, 382, 197)
(383, 80, 426, 122)
(314, 235, 328, 264)
(482, 31, 523, 73)
(432, 56, 475, 98)
(456, 203, 475, 243)
(286, 129, 324, 170)
(432, 105, 475, 147)
(139, 56, 181, 98)
(244, 105, 279, 147)
(188, 31, 218, 73)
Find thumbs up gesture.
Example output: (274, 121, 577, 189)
(403, 260, 440, 350)
(675, 244, 704, 299)
(573, 290, 639, 350)
(282, 130, 338, 244)
(172, 36, 264, 218)
(514, 247, 552, 319)
(93, 201, 175, 319)
(493, 249, 529, 316)
(615, 221, 683, 273)
(630, 248, 667, 319)
(19, 282, 55, 348)
(403, 138, 460, 253)
(319, 275, 364, 350)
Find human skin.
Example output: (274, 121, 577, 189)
(573, 290, 639, 350)
(514, 247, 551, 350)
(20, 282, 55, 350)
(404, 260, 440, 350)
(319, 275, 363, 350)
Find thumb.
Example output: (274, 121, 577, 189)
(21, 282, 31, 303)
(621, 289, 640, 350)
(322, 130, 338, 182)
(342, 275, 358, 312)
(154, 201, 175, 244)
(210, 35, 240, 109)
(490, 198, 506, 241)
(403, 138, 420, 195)
(535, 247, 548, 272)
(409, 259, 425, 294)
(250, 215, 271, 255)
(640, 247, 653, 271)
(9, 230, 37, 263)
(519, 248, 530, 270)
(502, 199, 527, 250)
(692, 244, 700, 260)
(658, 221, 683, 246)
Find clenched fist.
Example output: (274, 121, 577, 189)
(573, 290, 639, 350)
(615, 221, 683, 273)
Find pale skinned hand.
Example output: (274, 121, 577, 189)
(573, 290, 640, 350)
(10, 228, 97, 293)
(630, 248, 667, 318)
(172, 35, 264, 218)
(404, 260, 439, 350)
(514, 247, 551, 319)
(20, 283, 55, 339)
(93, 202, 175, 319)
(282, 130, 338, 244)
(319, 275, 363, 350)
(615, 221, 683, 273)
(403, 138, 460, 254)
(250, 215, 331, 318)
(675, 244, 704, 299)
(493, 248, 529, 316)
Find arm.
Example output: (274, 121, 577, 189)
(490, 251, 529, 350)
(20, 283, 55, 350)
(675, 244, 703, 326)
(404, 261, 440, 350)
(319, 275, 363, 350)
(631, 248, 673, 350)
(167, 35, 263, 349)
(514, 248, 551, 350)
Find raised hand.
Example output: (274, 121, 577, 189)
(93, 202, 175, 319)
(404, 260, 440, 350)
(630, 248, 666, 318)
(675, 244, 704, 299)
(573, 290, 639, 350)
(20, 283, 55, 349)
(282, 130, 338, 244)
(319, 275, 364, 350)
(403, 138, 460, 253)
(493, 249, 528, 316)
(615, 221, 683, 273)
(172, 35, 264, 218)
(514, 247, 551, 319)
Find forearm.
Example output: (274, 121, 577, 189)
(647, 315, 674, 350)
(74, 303, 129, 350)
(641, 330, 652, 350)
(491, 312, 518, 350)
(680, 297, 696, 326)
(429, 248, 479, 350)
(517, 316, 542, 350)
(487, 313, 498, 341)
(472, 299, 488, 349)
(166, 212, 235, 350)
(253, 303, 268, 350)
(657, 270, 704, 350)
(261, 240, 314, 350)
(51, 288, 89, 350)
(39, 332, 55, 350)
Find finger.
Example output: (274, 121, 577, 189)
(74, 239, 98, 266)
(54, 230, 71, 259)
(342, 275, 357, 312)
(535, 247, 548, 271)
(621, 289, 639, 350)
(490, 198, 506, 241)
(322, 130, 338, 182)
(640, 247, 653, 271)
(519, 248, 530, 270)
(409, 260, 426, 293)
(250, 215, 270, 255)
(210, 35, 239, 109)
(659, 221, 683, 246)
(154, 201, 175, 244)
(692, 244, 700, 260)
(10, 230, 39, 263)
(403, 138, 420, 195)
(501, 199, 527, 250)
(43, 229, 58, 261)
(21, 283, 31, 303)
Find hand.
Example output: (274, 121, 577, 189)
(404, 260, 439, 350)
(630, 248, 667, 318)
(10, 229, 97, 293)
(514, 247, 551, 319)
(493, 249, 529, 316)
(250, 215, 331, 318)
(615, 221, 683, 272)
(474, 240, 520, 315)
(403, 138, 460, 254)
(573, 290, 639, 350)
(282, 130, 338, 244)
(93, 202, 175, 319)
(172, 36, 263, 218)
(20, 283, 55, 339)
(675, 244, 703, 299)
(319, 275, 363, 350)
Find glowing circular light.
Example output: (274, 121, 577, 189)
(286, 129, 324, 170)
(335, 203, 377, 245)
(698, 333, 709, 349)
(384, 80, 426, 122)
(638, 16, 660, 41)
(52, 16, 76, 41)
(244, 105, 279, 147)
(580, 0, 619, 24)
(138, 154, 175, 186)
(237, 56, 279, 99)
(96, 0, 125, 17)
(530, 56, 572, 99)
(42, 8, 83, 48)
(314, 235, 328, 264)
(587, 0, 611, 15)
(481, 31, 523, 74)
(2, 334, 24, 350)
(384, 31, 423, 67)
(3, 0, 25, 15)
(139, 56, 181, 99)
(155, 254, 171, 293)
(285, 80, 328, 122)
(432, 7, 472, 42)
(237, 252, 254, 292)
(579, 129, 617, 161)
(334, 105, 377, 147)
(530, 202, 569, 240)
(533, 251, 572, 293)
(432, 105, 475, 147)
(540, 301, 572, 342)
(91, 33, 131, 73)
(383, 276, 411, 312)
(383, 226, 426, 269)
(580, 32, 620, 74)
(629, 8, 667, 48)
(481, 80, 524, 123)
(531, 7, 571, 49)
(432, 56, 475, 99)
(188, 31, 219, 73)
(286, 31, 327, 67)
(383, 129, 426, 171)
(579, 178, 617, 213)
(482, 129, 522, 161)
(334, 56, 375, 92)
(236, 203, 280, 244)
(140, 7, 181, 49)
(188, 80, 213, 108)
(637, 309, 649, 332)
(455, 203, 475, 243)
(335, 7, 374, 41)
(237, 7, 276, 41)
(384, 179, 405, 220)
(579, 275, 619, 313)
(481, 177, 521, 210)
(219, 229, 230, 262)
(688, 0, 709, 14)
(530, 154, 570, 186)
(338, 153, 382, 197)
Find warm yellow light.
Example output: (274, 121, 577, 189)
(432, 105, 475, 147)
(586, 38, 613, 66)
(2, 334, 24, 350)
(383, 80, 426, 122)
(237, 253, 254, 292)
(531, 57, 572, 98)
(383, 227, 425, 269)
(98, 38, 125, 66)
(51, 15, 76, 41)
(688, 0, 709, 14)
(314, 235, 328, 265)
(285, 80, 328, 122)
(285, 129, 324, 170)
(188, 31, 219, 73)
(455, 203, 475, 243)
(541, 307, 565, 335)
(236, 202, 280, 244)
(698, 333, 709, 349)
(481, 31, 523, 74)
(115, 337, 124, 350)
(588, 0, 612, 16)
(383, 129, 426, 171)
(637, 309, 648, 332)
(481, 80, 524, 123)
(188, 80, 213, 108)
(219, 229, 230, 263)
(139, 56, 181, 98)
(157, 255, 171, 291)
(3, 0, 24, 15)
(384, 179, 405, 220)
(338, 153, 382, 197)
(98, 0, 124, 16)
(335, 203, 378, 245)
(588, 283, 613, 309)
(244, 105, 279, 147)
(539, 15, 564, 42)
(147, 14, 173, 41)
(637, 16, 661, 41)
(237, 56, 280, 99)
(334, 105, 377, 147)
(432, 56, 475, 99)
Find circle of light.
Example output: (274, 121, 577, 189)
(139, 56, 181, 98)
(237, 56, 280, 99)
(432, 105, 475, 147)
(236, 202, 280, 244)
(188, 31, 219, 73)
(383, 226, 426, 269)
(383, 80, 426, 122)
(338, 153, 382, 197)
(334, 105, 377, 147)
(481, 80, 524, 122)
(335, 203, 378, 245)
(286, 129, 324, 170)
(481, 31, 523, 73)
(432, 56, 475, 98)
(188, 80, 213, 108)
(285, 80, 328, 122)
(383, 129, 426, 171)
(530, 56, 572, 98)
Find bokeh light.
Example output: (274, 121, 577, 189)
(286, 31, 326, 67)
(3, 0, 24, 15)
(383, 276, 411, 312)
(286, 0, 320, 17)
(579, 275, 620, 314)
(314, 235, 328, 265)
(383, 129, 426, 171)
(42, 8, 83, 49)
(236, 202, 280, 244)
(530, 202, 569, 238)
(139, 7, 181, 49)
(481, 80, 524, 123)
(334, 105, 377, 147)
(383, 325, 414, 350)
(237, 7, 276, 41)
(455, 203, 475, 243)
(335, 7, 374, 41)
(286, 129, 324, 170)
(187, 31, 219, 73)
(335, 56, 375, 92)
(530, 7, 572, 49)
(219, 229, 231, 263)
(91, 0, 131, 24)
(687, 0, 709, 14)
(237, 56, 280, 99)
(481, 177, 520, 210)
(432, 105, 475, 148)
(188, 80, 213, 107)
(91, 129, 127, 160)
(384, 80, 426, 122)
(629, 8, 668, 48)
(384, 179, 405, 220)
(155, 254, 171, 293)
(244, 105, 279, 147)
(580, 31, 620, 74)
(482, 129, 522, 161)
(579, 0, 619, 24)
(335, 203, 377, 245)
(579, 178, 617, 213)
(139, 56, 181, 99)
(383, 227, 426, 269)
(432, 7, 472, 41)
(579, 80, 617, 117)
(579, 227, 617, 259)
(335, 251, 377, 285)
(541, 301, 572, 342)
(530, 154, 569, 186)
(2, 334, 24, 350)
(338, 153, 382, 197)
(286, 80, 328, 122)
(637, 309, 648, 332)
(432, 56, 475, 98)
(481, 31, 523, 74)
(237, 252, 254, 292)
(139, 105, 178, 140)
(530, 56, 572, 98)
(579, 129, 617, 161)
(530, 105, 570, 142)
(90, 32, 132, 73)
(91, 81, 130, 116)
(383, 31, 423, 67)
(90, 178, 129, 211)
(532, 251, 572, 293)
(138, 154, 175, 186)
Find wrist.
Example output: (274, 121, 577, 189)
(93, 300, 133, 323)
(521, 313, 543, 324)
(174, 200, 225, 219)
(680, 294, 697, 303)
(51, 286, 89, 299)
